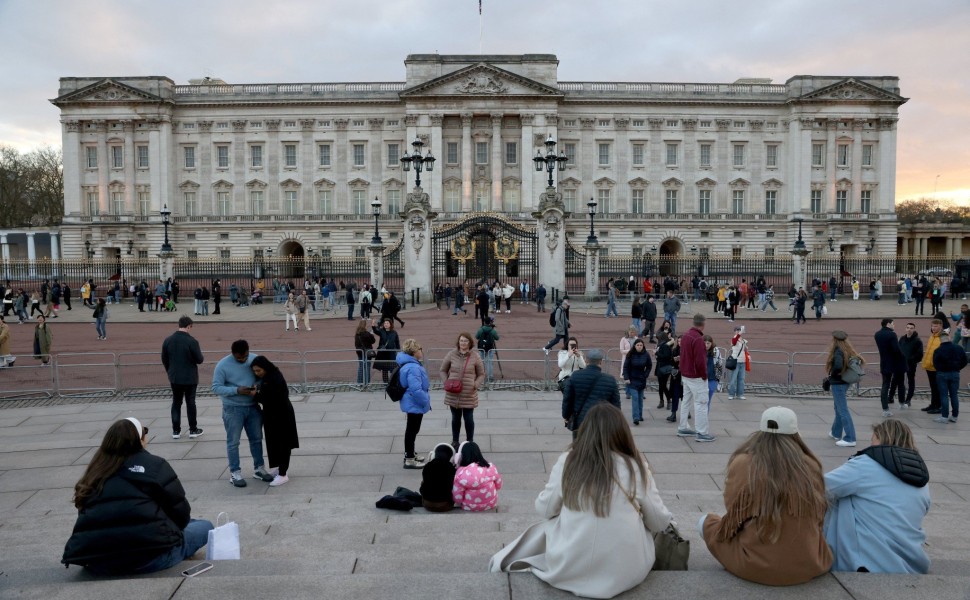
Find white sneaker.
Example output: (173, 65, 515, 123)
(882, 410, 893, 418)
(835, 440, 857, 447)
(739, 395, 746, 400)
(269, 474, 289, 486)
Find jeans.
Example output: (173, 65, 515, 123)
(630, 318, 641, 332)
(450, 407, 475, 442)
(544, 331, 568, 351)
(830, 288, 837, 301)
(95, 317, 107, 338)
(759, 299, 777, 311)
(937, 371, 960, 419)
(814, 304, 824, 319)
(404, 412, 424, 458)
(641, 320, 655, 340)
(880, 371, 902, 410)
(87, 519, 214, 576)
(171, 383, 199, 433)
(357, 354, 372, 385)
(480, 349, 494, 381)
(202, 301, 209, 315)
(728, 365, 745, 397)
(347, 303, 355, 320)
(605, 298, 618, 317)
(830, 383, 856, 443)
(902, 364, 917, 403)
(679, 377, 710, 435)
(222, 403, 265, 473)
(628, 385, 643, 421)
(926, 370, 940, 409)
(708, 379, 718, 409)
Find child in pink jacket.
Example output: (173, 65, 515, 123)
(452, 441, 502, 511)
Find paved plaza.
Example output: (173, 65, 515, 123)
(0, 295, 968, 598)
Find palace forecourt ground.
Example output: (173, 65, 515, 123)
(0, 298, 968, 599)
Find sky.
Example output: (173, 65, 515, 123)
(1, 0, 968, 206)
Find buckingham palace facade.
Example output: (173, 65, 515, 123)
(50, 53, 907, 291)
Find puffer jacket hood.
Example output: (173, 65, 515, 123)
(858, 445, 929, 488)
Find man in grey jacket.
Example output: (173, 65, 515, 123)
(562, 348, 620, 438)
(542, 298, 570, 354)
(161, 316, 205, 439)
(663, 290, 682, 334)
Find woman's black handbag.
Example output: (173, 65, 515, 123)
(724, 356, 738, 371)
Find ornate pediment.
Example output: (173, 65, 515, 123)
(401, 63, 563, 98)
(51, 79, 167, 105)
(313, 178, 336, 188)
(695, 177, 717, 188)
(795, 78, 906, 104)
(729, 178, 750, 188)
(628, 177, 650, 189)
(762, 178, 784, 189)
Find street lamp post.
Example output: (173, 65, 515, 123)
(160, 204, 172, 253)
(370, 196, 383, 245)
(399, 137, 435, 189)
(586, 198, 598, 245)
(791, 217, 811, 292)
(533, 135, 569, 188)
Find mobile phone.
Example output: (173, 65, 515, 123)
(182, 562, 214, 577)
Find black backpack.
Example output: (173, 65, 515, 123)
(386, 365, 406, 402)
(549, 306, 558, 327)
(477, 327, 495, 351)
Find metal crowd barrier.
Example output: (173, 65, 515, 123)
(1, 346, 966, 401)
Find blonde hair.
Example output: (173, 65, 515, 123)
(872, 419, 918, 451)
(402, 339, 421, 356)
(562, 403, 647, 518)
(715, 432, 827, 544)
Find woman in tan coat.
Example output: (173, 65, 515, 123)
(439, 332, 485, 450)
(701, 406, 832, 586)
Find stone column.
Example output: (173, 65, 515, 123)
(265, 120, 281, 214)
(491, 113, 503, 211)
(0, 233, 8, 263)
(159, 252, 175, 282)
(300, 119, 316, 211)
(945, 237, 953, 257)
(62, 121, 82, 216)
(26, 232, 36, 277)
(401, 190, 434, 300)
(461, 113, 473, 211)
(198, 120, 213, 214)
(94, 120, 108, 214)
(533, 189, 566, 294)
(520, 114, 535, 211)
(430, 114, 444, 212)
(878, 118, 898, 212)
(50, 232, 60, 262)
(585, 240, 600, 298)
(123, 120, 135, 214)
(825, 119, 837, 210)
(851, 119, 865, 209)
(369, 243, 384, 291)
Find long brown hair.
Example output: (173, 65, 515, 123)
(716, 431, 827, 544)
(72, 420, 144, 509)
(824, 335, 865, 372)
(562, 403, 647, 518)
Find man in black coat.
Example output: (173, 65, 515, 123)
(898, 322, 923, 408)
(640, 296, 658, 342)
(874, 318, 905, 416)
(161, 316, 205, 439)
(562, 348, 621, 439)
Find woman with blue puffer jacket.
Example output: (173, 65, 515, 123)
(397, 338, 431, 469)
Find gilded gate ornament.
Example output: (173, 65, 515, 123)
(493, 232, 519, 261)
(451, 234, 475, 263)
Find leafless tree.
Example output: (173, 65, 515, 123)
(0, 145, 64, 228)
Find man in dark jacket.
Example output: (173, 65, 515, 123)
(874, 318, 905, 416)
(161, 316, 205, 439)
(898, 322, 923, 408)
(562, 348, 620, 438)
(640, 296, 658, 342)
(477, 286, 491, 326)
(535, 283, 547, 312)
(932, 333, 968, 424)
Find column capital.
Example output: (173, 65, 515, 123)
(430, 114, 444, 127)
(460, 113, 473, 126)
(519, 113, 535, 126)
(197, 120, 214, 132)
(368, 118, 385, 130)
(231, 119, 247, 132)
(300, 118, 316, 131)
(63, 120, 81, 132)
(404, 115, 419, 127)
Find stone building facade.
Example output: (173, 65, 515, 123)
(49, 54, 909, 291)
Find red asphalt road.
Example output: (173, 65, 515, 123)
(1, 302, 942, 362)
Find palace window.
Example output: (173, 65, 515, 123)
(446, 142, 459, 165)
(86, 146, 98, 169)
(598, 143, 610, 166)
(810, 190, 823, 214)
(387, 143, 400, 166)
(632, 143, 644, 166)
(217, 192, 231, 216)
(183, 146, 195, 169)
(220, 249, 231, 259)
(353, 190, 367, 215)
(475, 142, 489, 164)
(318, 189, 333, 214)
(250, 145, 263, 168)
(87, 191, 99, 215)
(665, 189, 678, 213)
(837, 143, 850, 167)
(183, 192, 197, 216)
(836, 190, 848, 213)
(387, 189, 401, 214)
(474, 185, 488, 211)
(765, 144, 778, 168)
(666, 119, 679, 127)
(445, 187, 460, 212)
(631, 189, 644, 213)
(632, 119, 644, 127)
(216, 145, 230, 168)
(699, 143, 711, 167)
(665, 143, 678, 166)
(505, 142, 517, 165)
(284, 144, 297, 168)
(137, 145, 149, 168)
(765, 190, 777, 215)
(597, 188, 611, 214)
(112, 192, 124, 215)
(860, 190, 872, 214)
(504, 186, 520, 212)
(862, 144, 874, 167)
(811, 143, 824, 167)
(699, 189, 711, 214)
(138, 191, 151, 216)
(318, 144, 331, 166)
(284, 190, 298, 215)
(353, 144, 365, 167)
(251, 190, 264, 214)
(564, 142, 577, 165)
(563, 188, 577, 213)
(732, 190, 744, 214)
(732, 144, 745, 167)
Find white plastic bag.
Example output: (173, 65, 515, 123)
(206, 512, 240, 560)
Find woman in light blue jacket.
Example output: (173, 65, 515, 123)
(823, 419, 931, 573)
(397, 339, 430, 470)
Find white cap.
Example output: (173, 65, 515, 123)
(759, 406, 798, 435)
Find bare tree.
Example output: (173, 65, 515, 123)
(0, 145, 63, 227)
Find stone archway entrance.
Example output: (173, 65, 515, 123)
(276, 240, 305, 280)
(657, 239, 684, 277)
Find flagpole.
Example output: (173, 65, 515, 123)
(479, 0, 483, 54)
